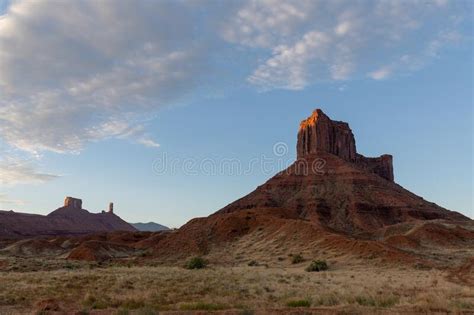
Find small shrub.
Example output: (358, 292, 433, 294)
(291, 254, 304, 264)
(82, 293, 108, 310)
(119, 298, 145, 310)
(451, 300, 474, 310)
(377, 296, 399, 308)
(305, 260, 328, 272)
(247, 260, 259, 266)
(286, 299, 311, 308)
(354, 295, 398, 308)
(185, 257, 207, 269)
(315, 294, 339, 306)
(180, 302, 226, 311)
(136, 307, 158, 315)
(355, 295, 376, 307)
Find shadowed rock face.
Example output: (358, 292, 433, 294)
(297, 109, 393, 181)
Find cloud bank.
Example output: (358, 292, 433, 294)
(0, 0, 203, 155)
(223, 0, 466, 89)
(0, 157, 59, 186)
(0, 0, 469, 184)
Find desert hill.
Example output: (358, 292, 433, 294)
(0, 197, 136, 238)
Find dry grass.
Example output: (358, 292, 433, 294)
(0, 263, 472, 313)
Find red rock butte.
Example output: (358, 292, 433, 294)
(297, 109, 394, 181)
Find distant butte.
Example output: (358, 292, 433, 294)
(0, 197, 136, 238)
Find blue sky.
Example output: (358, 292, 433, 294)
(0, 0, 472, 227)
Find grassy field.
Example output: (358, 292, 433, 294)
(0, 262, 473, 314)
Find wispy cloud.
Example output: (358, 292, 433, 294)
(369, 67, 392, 80)
(0, 0, 470, 186)
(0, 1, 203, 155)
(0, 157, 59, 186)
(0, 193, 25, 208)
(223, 0, 468, 89)
(368, 29, 464, 80)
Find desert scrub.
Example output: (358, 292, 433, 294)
(82, 293, 109, 309)
(314, 293, 339, 306)
(118, 298, 146, 310)
(180, 302, 227, 311)
(286, 299, 311, 307)
(247, 260, 259, 266)
(305, 260, 328, 272)
(354, 295, 398, 308)
(291, 254, 304, 264)
(450, 300, 474, 310)
(185, 257, 207, 269)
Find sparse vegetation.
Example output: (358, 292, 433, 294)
(291, 254, 304, 264)
(354, 295, 399, 308)
(185, 257, 207, 269)
(315, 293, 339, 306)
(0, 263, 471, 313)
(286, 299, 311, 307)
(82, 293, 109, 309)
(180, 302, 227, 311)
(305, 260, 328, 272)
(451, 300, 474, 310)
(247, 260, 259, 266)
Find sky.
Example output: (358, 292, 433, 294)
(0, 0, 472, 227)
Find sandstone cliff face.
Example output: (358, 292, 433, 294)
(297, 109, 356, 161)
(297, 109, 394, 181)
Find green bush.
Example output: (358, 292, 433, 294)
(185, 257, 207, 269)
(291, 254, 304, 264)
(286, 299, 311, 307)
(305, 260, 328, 272)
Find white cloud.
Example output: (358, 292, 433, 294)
(223, 0, 467, 89)
(369, 67, 392, 80)
(367, 29, 464, 80)
(0, 0, 469, 186)
(248, 31, 331, 90)
(221, 0, 315, 48)
(0, 0, 204, 155)
(137, 138, 160, 148)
